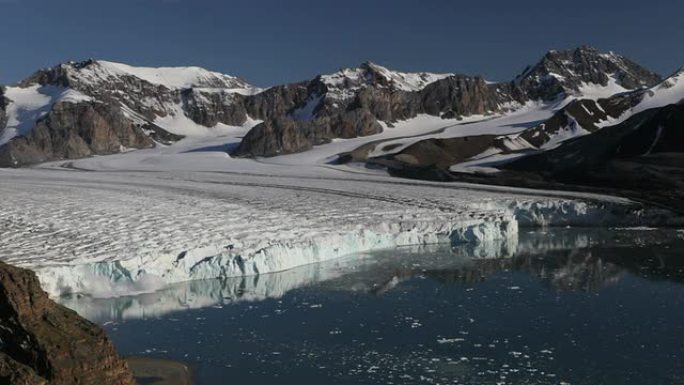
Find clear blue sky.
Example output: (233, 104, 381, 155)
(1, 0, 682, 87)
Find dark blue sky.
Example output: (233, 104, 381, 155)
(1, 0, 682, 86)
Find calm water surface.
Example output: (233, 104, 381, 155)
(64, 229, 684, 385)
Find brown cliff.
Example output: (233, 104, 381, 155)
(0, 261, 136, 385)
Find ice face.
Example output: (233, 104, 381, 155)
(34, 194, 671, 300)
(35, 213, 518, 298)
(60, 227, 683, 323)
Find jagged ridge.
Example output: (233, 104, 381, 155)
(0, 46, 666, 166)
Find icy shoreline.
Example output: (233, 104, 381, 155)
(60, 227, 683, 322)
(36, 213, 518, 298)
(35, 196, 671, 300)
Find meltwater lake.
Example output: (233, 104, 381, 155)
(62, 228, 684, 385)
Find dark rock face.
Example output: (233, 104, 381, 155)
(0, 261, 136, 385)
(245, 81, 316, 121)
(235, 108, 382, 157)
(346, 86, 418, 122)
(419, 76, 508, 117)
(515, 46, 661, 100)
(0, 88, 8, 130)
(0, 354, 47, 385)
(181, 88, 248, 127)
(234, 117, 312, 156)
(0, 101, 153, 167)
(318, 108, 384, 139)
(236, 72, 515, 157)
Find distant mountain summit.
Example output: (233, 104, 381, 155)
(0, 60, 268, 166)
(0, 47, 671, 166)
(22, 59, 257, 92)
(515, 46, 662, 100)
(319, 61, 454, 96)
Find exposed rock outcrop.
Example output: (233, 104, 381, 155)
(235, 108, 382, 157)
(0, 261, 136, 385)
(514, 46, 661, 100)
(21, 59, 255, 126)
(235, 69, 514, 157)
(508, 91, 644, 149)
(234, 117, 312, 156)
(0, 100, 153, 167)
(382, 101, 684, 212)
(418, 76, 509, 117)
(181, 88, 248, 127)
(507, 103, 684, 175)
(244, 81, 315, 121)
(0, 88, 8, 130)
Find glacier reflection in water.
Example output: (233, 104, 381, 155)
(60, 243, 494, 322)
(61, 228, 684, 322)
(62, 228, 684, 385)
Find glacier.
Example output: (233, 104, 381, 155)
(33, 210, 518, 298)
(1, 163, 676, 300)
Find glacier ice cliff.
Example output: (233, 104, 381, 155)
(37, 213, 518, 298)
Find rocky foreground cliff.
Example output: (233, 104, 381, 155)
(0, 261, 136, 385)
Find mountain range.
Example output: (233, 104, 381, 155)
(1, 46, 683, 209)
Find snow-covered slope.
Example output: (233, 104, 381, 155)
(93, 60, 259, 93)
(642, 69, 684, 107)
(510, 68, 684, 153)
(598, 69, 684, 128)
(320, 62, 453, 99)
(0, 85, 92, 145)
(575, 74, 630, 100)
(43, 59, 261, 94)
(445, 68, 684, 172)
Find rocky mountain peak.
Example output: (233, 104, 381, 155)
(656, 67, 684, 89)
(20, 59, 257, 94)
(516, 46, 662, 100)
(318, 62, 454, 99)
